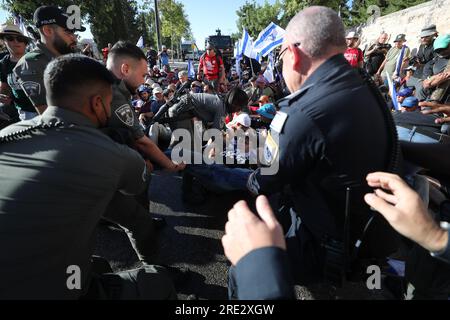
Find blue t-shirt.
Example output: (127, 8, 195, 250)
(151, 100, 165, 114)
(160, 52, 169, 66)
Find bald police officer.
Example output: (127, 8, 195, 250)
(223, 6, 398, 299)
(12, 5, 84, 117)
(0, 54, 176, 300)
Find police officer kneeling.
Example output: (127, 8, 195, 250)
(0, 55, 176, 300)
(223, 6, 399, 299)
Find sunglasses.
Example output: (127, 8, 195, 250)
(275, 42, 300, 69)
(4, 35, 28, 43)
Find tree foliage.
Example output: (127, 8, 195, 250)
(236, 0, 430, 33)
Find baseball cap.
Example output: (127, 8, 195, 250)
(137, 85, 151, 94)
(232, 113, 251, 128)
(346, 31, 358, 39)
(153, 87, 163, 94)
(256, 103, 277, 120)
(401, 96, 419, 108)
(397, 88, 414, 97)
(151, 83, 161, 90)
(34, 6, 86, 32)
(394, 34, 406, 42)
(434, 34, 450, 51)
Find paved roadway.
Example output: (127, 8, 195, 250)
(94, 171, 391, 300)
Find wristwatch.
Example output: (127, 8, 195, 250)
(430, 222, 450, 264)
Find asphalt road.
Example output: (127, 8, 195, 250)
(94, 171, 392, 300)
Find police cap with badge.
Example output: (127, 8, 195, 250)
(33, 5, 86, 32)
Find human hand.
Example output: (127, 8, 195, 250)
(165, 162, 186, 173)
(364, 172, 448, 253)
(0, 94, 12, 105)
(420, 101, 450, 124)
(222, 196, 286, 266)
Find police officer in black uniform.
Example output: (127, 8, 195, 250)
(222, 6, 399, 300)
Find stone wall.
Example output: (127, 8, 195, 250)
(358, 0, 450, 53)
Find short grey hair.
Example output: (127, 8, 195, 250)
(286, 6, 346, 59)
(179, 70, 188, 78)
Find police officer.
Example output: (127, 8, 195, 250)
(104, 41, 186, 264)
(222, 6, 398, 299)
(0, 54, 176, 300)
(12, 5, 85, 117)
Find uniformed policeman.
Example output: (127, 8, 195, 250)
(222, 6, 399, 299)
(12, 5, 84, 116)
(0, 54, 176, 300)
(104, 41, 185, 264)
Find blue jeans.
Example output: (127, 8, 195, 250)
(396, 126, 440, 143)
(185, 164, 252, 194)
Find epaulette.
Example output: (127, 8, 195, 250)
(24, 51, 44, 61)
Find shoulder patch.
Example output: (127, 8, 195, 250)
(21, 81, 41, 97)
(115, 104, 135, 127)
(25, 52, 44, 61)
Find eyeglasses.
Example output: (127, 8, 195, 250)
(275, 42, 300, 69)
(4, 35, 28, 43)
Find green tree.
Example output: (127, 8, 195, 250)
(236, 0, 282, 38)
(158, 0, 191, 59)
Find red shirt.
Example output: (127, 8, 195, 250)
(199, 54, 223, 80)
(102, 48, 109, 60)
(344, 47, 363, 68)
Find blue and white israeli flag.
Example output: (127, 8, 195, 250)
(253, 22, 285, 59)
(187, 59, 196, 79)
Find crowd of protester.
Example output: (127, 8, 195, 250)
(0, 4, 449, 301)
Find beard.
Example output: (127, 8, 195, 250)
(53, 33, 76, 55)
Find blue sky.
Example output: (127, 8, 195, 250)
(0, 0, 277, 49)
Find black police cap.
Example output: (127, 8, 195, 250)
(34, 5, 86, 32)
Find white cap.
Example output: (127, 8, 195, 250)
(151, 83, 161, 90)
(232, 113, 251, 128)
(346, 31, 358, 39)
(145, 78, 155, 86)
(153, 87, 163, 94)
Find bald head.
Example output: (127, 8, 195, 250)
(286, 6, 346, 59)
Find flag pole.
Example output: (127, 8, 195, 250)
(249, 58, 255, 76)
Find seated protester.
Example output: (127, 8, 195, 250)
(163, 88, 174, 102)
(152, 65, 162, 78)
(190, 81, 202, 94)
(177, 70, 191, 90)
(254, 103, 277, 130)
(400, 96, 420, 113)
(168, 83, 177, 93)
(0, 54, 176, 300)
(150, 86, 165, 115)
(401, 66, 417, 88)
(207, 113, 258, 168)
(250, 95, 270, 114)
(136, 84, 152, 112)
(364, 32, 391, 76)
(202, 83, 213, 94)
(247, 76, 274, 107)
(414, 25, 439, 80)
(418, 34, 450, 102)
